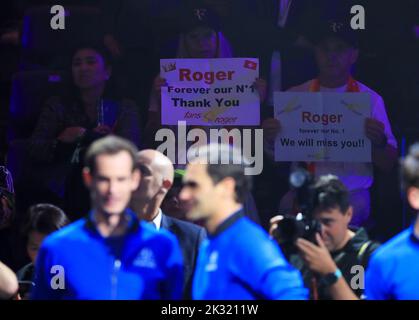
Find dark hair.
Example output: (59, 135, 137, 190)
(190, 143, 252, 203)
(401, 143, 419, 192)
(63, 42, 119, 103)
(84, 135, 138, 174)
(23, 203, 69, 236)
(70, 42, 113, 67)
(311, 175, 350, 214)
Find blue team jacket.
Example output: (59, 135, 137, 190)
(31, 210, 183, 300)
(192, 211, 308, 300)
(366, 226, 419, 300)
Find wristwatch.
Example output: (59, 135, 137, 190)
(320, 268, 343, 287)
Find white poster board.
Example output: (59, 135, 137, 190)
(274, 92, 372, 162)
(160, 58, 260, 126)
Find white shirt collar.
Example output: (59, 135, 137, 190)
(151, 208, 163, 230)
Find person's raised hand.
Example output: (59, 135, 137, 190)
(296, 233, 337, 276)
(261, 118, 281, 144)
(57, 127, 86, 143)
(104, 34, 122, 58)
(93, 125, 112, 135)
(365, 118, 387, 147)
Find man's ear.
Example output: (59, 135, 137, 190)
(407, 187, 419, 210)
(219, 177, 236, 199)
(162, 179, 173, 192)
(82, 168, 92, 188)
(131, 168, 141, 191)
(345, 206, 353, 224)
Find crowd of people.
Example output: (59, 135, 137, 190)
(0, 0, 418, 300)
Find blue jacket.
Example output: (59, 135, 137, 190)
(366, 226, 419, 300)
(32, 210, 183, 300)
(192, 210, 308, 300)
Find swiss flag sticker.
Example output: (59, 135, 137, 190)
(244, 60, 257, 70)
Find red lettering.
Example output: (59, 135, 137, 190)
(179, 68, 191, 81)
(216, 71, 226, 81)
(302, 112, 343, 125)
(302, 112, 311, 122)
(179, 69, 235, 84)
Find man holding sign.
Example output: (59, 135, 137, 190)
(263, 18, 398, 226)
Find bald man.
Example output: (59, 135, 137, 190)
(130, 150, 206, 299)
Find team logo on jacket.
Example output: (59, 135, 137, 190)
(205, 251, 218, 272)
(133, 248, 156, 269)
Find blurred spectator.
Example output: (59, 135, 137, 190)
(28, 44, 141, 219)
(365, 143, 419, 299)
(16, 203, 69, 299)
(0, 260, 18, 300)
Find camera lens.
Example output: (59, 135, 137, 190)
(290, 169, 307, 188)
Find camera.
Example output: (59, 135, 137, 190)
(272, 167, 322, 258)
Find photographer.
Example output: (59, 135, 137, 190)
(270, 174, 379, 300)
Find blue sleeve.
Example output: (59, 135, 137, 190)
(257, 242, 308, 300)
(162, 237, 184, 300)
(31, 243, 60, 300)
(234, 237, 308, 300)
(260, 263, 308, 300)
(365, 253, 390, 300)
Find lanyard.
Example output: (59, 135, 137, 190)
(309, 77, 360, 93)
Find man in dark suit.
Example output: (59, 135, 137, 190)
(130, 149, 206, 299)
